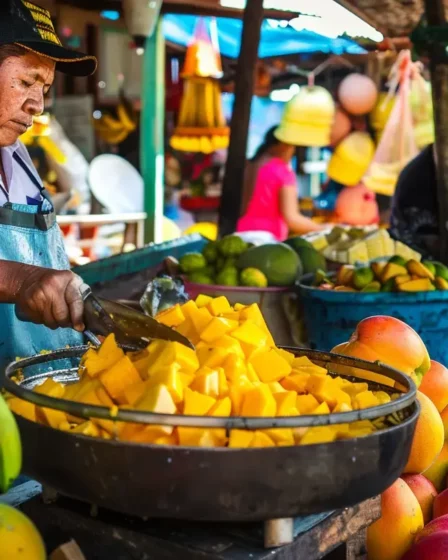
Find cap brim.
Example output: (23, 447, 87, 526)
(16, 41, 97, 77)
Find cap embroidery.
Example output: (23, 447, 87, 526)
(22, 1, 62, 46)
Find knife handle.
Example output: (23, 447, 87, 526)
(80, 283, 92, 300)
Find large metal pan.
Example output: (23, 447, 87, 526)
(4, 347, 418, 522)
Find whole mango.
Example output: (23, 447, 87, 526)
(0, 504, 46, 560)
(401, 531, 448, 560)
(217, 235, 248, 257)
(202, 242, 218, 264)
(367, 478, 424, 560)
(240, 268, 268, 288)
(332, 316, 431, 387)
(179, 253, 207, 274)
(403, 392, 444, 475)
(216, 267, 239, 287)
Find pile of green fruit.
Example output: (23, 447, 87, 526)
(313, 256, 448, 293)
(179, 235, 309, 287)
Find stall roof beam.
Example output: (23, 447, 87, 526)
(56, 0, 297, 20)
(219, 0, 265, 237)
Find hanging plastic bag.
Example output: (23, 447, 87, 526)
(410, 69, 434, 149)
(363, 51, 418, 197)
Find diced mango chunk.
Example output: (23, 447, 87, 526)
(352, 391, 379, 410)
(274, 391, 297, 416)
(250, 431, 275, 448)
(135, 383, 177, 414)
(223, 354, 247, 383)
(207, 296, 231, 316)
(183, 388, 216, 416)
(148, 342, 199, 373)
(213, 335, 244, 357)
(36, 406, 67, 430)
(83, 334, 125, 378)
(200, 317, 238, 343)
(300, 427, 337, 445)
(195, 294, 213, 308)
(100, 356, 141, 402)
(281, 373, 310, 394)
(249, 347, 292, 383)
(241, 385, 276, 417)
(156, 304, 185, 327)
(189, 307, 213, 334)
(229, 429, 254, 448)
(296, 394, 319, 414)
(231, 320, 268, 347)
(35, 378, 65, 398)
(197, 346, 228, 368)
(268, 382, 286, 394)
(208, 397, 232, 417)
(190, 367, 220, 398)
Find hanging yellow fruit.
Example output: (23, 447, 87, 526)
(170, 17, 229, 154)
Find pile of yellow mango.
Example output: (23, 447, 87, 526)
(8, 296, 397, 448)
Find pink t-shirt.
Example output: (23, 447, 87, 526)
(237, 157, 296, 240)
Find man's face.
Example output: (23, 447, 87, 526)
(0, 52, 55, 147)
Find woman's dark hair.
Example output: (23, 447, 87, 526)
(0, 44, 28, 66)
(250, 125, 280, 162)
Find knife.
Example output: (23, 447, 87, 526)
(80, 284, 194, 350)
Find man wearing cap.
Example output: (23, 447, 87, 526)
(0, 0, 97, 369)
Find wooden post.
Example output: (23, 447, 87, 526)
(218, 0, 264, 237)
(423, 0, 448, 262)
(140, 20, 165, 244)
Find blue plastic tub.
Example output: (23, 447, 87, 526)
(298, 277, 448, 367)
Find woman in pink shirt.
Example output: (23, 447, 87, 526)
(237, 127, 322, 241)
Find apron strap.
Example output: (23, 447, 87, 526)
(0, 152, 57, 231)
(12, 152, 55, 210)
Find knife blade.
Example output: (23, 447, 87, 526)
(80, 284, 194, 350)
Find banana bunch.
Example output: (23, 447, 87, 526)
(170, 134, 229, 154)
(171, 76, 229, 153)
(177, 77, 227, 130)
(0, 393, 21, 493)
(93, 99, 137, 145)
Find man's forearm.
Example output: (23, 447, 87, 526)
(0, 260, 34, 303)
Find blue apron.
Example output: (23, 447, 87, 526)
(0, 152, 83, 375)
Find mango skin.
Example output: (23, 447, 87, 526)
(367, 478, 424, 560)
(401, 531, 448, 560)
(419, 360, 448, 413)
(403, 392, 444, 475)
(424, 442, 448, 492)
(332, 316, 431, 387)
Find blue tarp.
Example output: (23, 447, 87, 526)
(163, 14, 366, 59)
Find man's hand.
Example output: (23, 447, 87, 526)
(15, 268, 85, 331)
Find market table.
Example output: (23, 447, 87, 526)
(57, 212, 148, 251)
(4, 481, 380, 560)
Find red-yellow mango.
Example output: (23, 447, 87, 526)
(366, 478, 424, 560)
(403, 392, 444, 474)
(401, 531, 448, 559)
(415, 515, 448, 544)
(402, 474, 438, 524)
(434, 488, 448, 519)
(420, 360, 448, 412)
(332, 316, 430, 386)
(424, 442, 448, 492)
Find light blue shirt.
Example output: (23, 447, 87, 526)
(0, 141, 44, 205)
